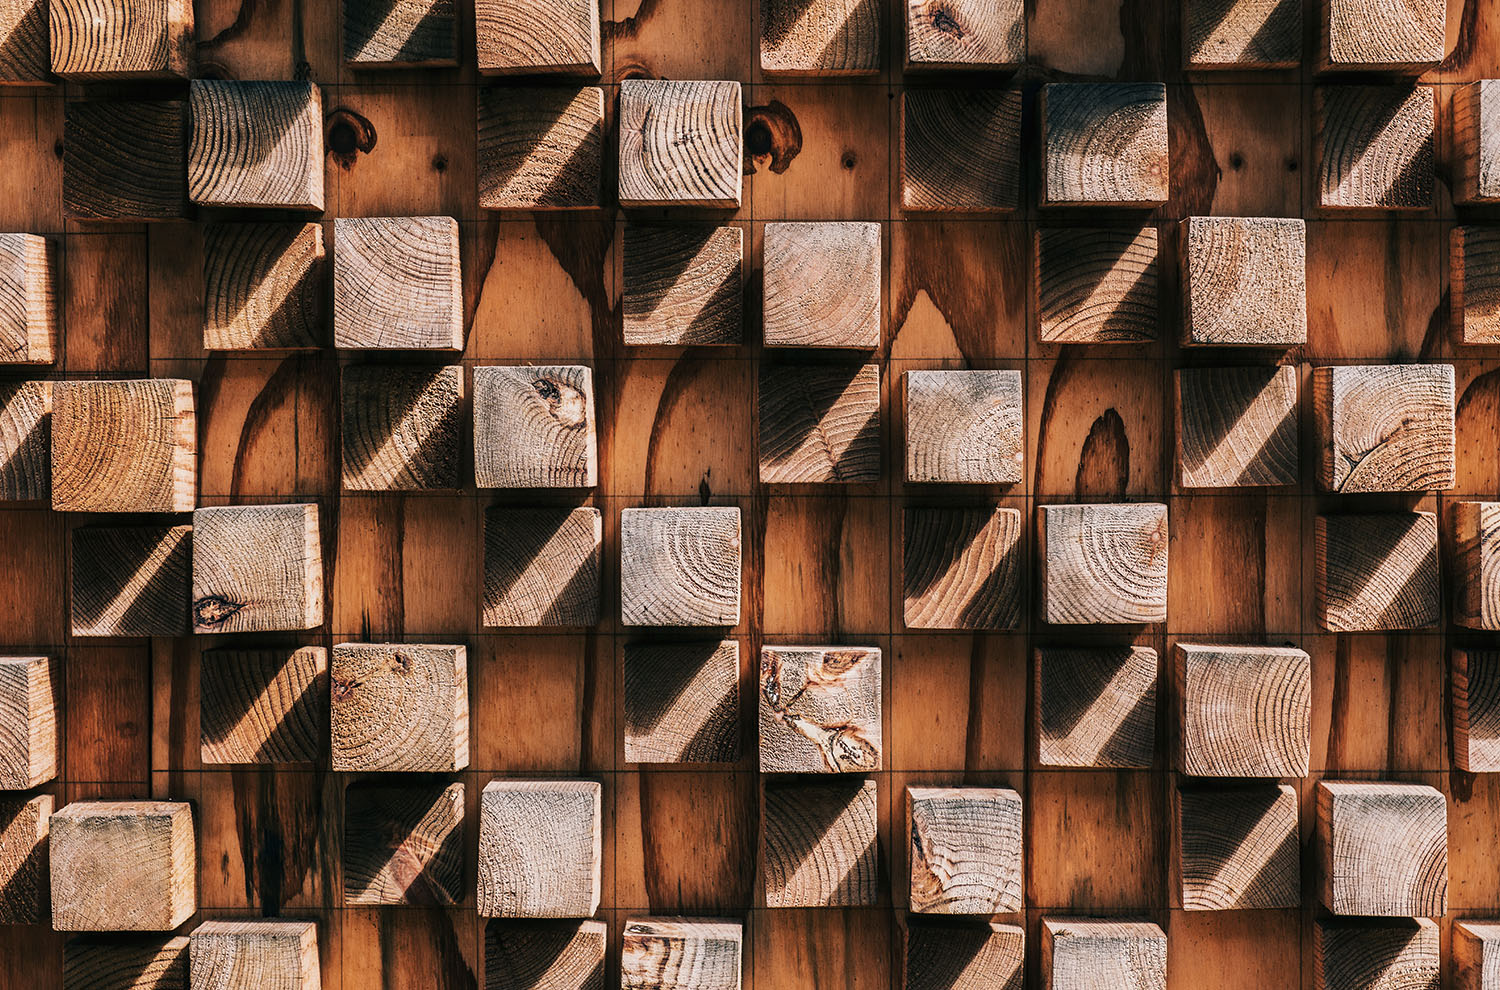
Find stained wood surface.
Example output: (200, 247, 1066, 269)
(906, 785, 1022, 914)
(1175, 783, 1299, 910)
(342, 364, 464, 490)
(0, 792, 50, 923)
(0, 654, 56, 788)
(332, 216, 463, 349)
(0, 233, 56, 364)
(902, 506, 1022, 629)
(1315, 512, 1441, 630)
(48, 0, 192, 78)
(762, 777, 878, 907)
(50, 379, 195, 513)
(1174, 643, 1310, 776)
(477, 779, 601, 918)
(62, 936, 189, 990)
(901, 88, 1022, 212)
(903, 921, 1024, 990)
(330, 642, 469, 772)
(1454, 80, 1500, 204)
(188, 81, 324, 210)
(48, 801, 195, 931)
(1175, 365, 1299, 488)
(759, 645, 881, 772)
(1454, 921, 1500, 990)
(1034, 646, 1156, 768)
(1034, 226, 1159, 343)
(202, 223, 325, 350)
(618, 79, 742, 209)
(473, 365, 596, 488)
(345, 0, 457, 67)
(199, 646, 326, 765)
(763, 222, 880, 349)
(621, 918, 741, 990)
(189, 919, 319, 990)
(1317, 781, 1448, 917)
(486, 919, 607, 990)
(191, 503, 323, 633)
(1313, 364, 1454, 493)
(1314, 919, 1440, 990)
(475, 0, 601, 74)
(905, 0, 1024, 69)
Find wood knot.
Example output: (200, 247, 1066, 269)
(533, 377, 588, 428)
(931, 6, 964, 36)
(326, 108, 377, 170)
(193, 596, 245, 627)
(744, 100, 802, 176)
(390, 652, 412, 673)
(331, 677, 360, 701)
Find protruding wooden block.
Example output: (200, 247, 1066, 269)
(1183, 0, 1301, 67)
(189, 920, 319, 989)
(1454, 921, 1500, 990)
(1034, 226, 1159, 343)
(622, 225, 742, 346)
(330, 643, 469, 772)
(71, 525, 191, 637)
(1317, 781, 1447, 917)
(0, 655, 57, 789)
(901, 89, 1022, 212)
(344, 0, 457, 67)
(475, 0, 600, 74)
(1455, 81, 1500, 204)
(1315, 919, 1439, 990)
(477, 779, 601, 918)
(624, 640, 739, 764)
(200, 646, 327, 765)
(762, 222, 879, 349)
(0, 0, 49, 83)
(620, 507, 742, 627)
(50, 801, 195, 931)
(761, 0, 879, 74)
(51, 379, 195, 513)
(1453, 226, 1500, 344)
(1038, 503, 1169, 624)
(1317, 87, 1434, 210)
(903, 507, 1022, 630)
(333, 216, 463, 349)
(1175, 784, 1299, 910)
(188, 81, 323, 210)
(63, 101, 188, 220)
(907, 786, 1022, 914)
(0, 792, 51, 922)
(1455, 502, 1500, 629)
(904, 370, 1022, 483)
(1175, 366, 1299, 488)
(0, 380, 50, 500)
(191, 504, 323, 634)
(487, 919, 607, 990)
(1321, 0, 1444, 71)
(63, 936, 191, 990)
(0, 234, 56, 364)
(1174, 643, 1310, 777)
(49, 0, 192, 78)
(763, 777, 878, 907)
(1040, 84, 1169, 207)
(758, 364, 880, 484)
(482, 506, 601, 627)
(1316, 512, 1440, 631)
(474, 366, 596, 488)
(203, 223, 324, 350)
(478, 87, 604, 210)
(619, 79, 742, 209)
(759, 645, 881, 772)
(1314, 364, 1453, 492)
(344, 781, 464, 906)
(905, 0, 1024, 70)
(342, 365, 464, 490)
(622, 918, 742, 990)
(1454, 648, 1500, 772)
(904, 921, 1024, 990)
(1035, 646, 1157, 769)
(1180, 217, 1305, 345)
(1041, 919, 1166, 990)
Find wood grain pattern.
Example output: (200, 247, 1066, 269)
(0, 792, 50, 923)
(51, 379, 195, 513)
(0, 0, 49, 82)
(763, 222, 880, 349)
(618, 79, 742, 209)
(620, 507, 741, 627)
(475, 0, 600, 74)
(199, 646, 326, 765)
(759, 645, 881, 773)
(49, 801, 195, 931)
(342, 364, 464, 490)
(1453, 648, 1500, 772)
(1454, 502, 1500, 629)
(622, 224, 742, 346)
(70, 525, 191, 637)
(907, 786, 1022, 914)
(0, 233, 55, 364)
(1183, 0, 1301, 67)
(62, 936, 189, 990)
(188, 920, 319, 990)
(758, 363, 880, 484)
(763, 777, 878, 907)
(474, 365, 596, 488)
(903, 371, 1022, 483)
(48, 0, 191, 78)
(1321, 0, 1444, 70)
(191, 504, 323, 633)
(903, 921, 1024, 990)
(63, 100, 188, 220)
(1040, 918, 1167, 990)
(330, 642, 469, 772)
(1040, 84, 1169, 207)
(1175, 784, 1299, 910)
(1038, 503, 1168, 624)
(482, 506, 601, 626)
(1034, 226, 1159, 343)
(1454, 81, 1500, 204)
(1315, 512, 1440, 631)
(333, 216, 463, 349)
(760, 0, 879, 75)
(1035, 646, 1157, 768)
(344, 780, 464, 906)
(0, 655, 57, 789)
(1175, 366, 1298, 488)
(624, 640, 739, 764)
(203, 223, 325, 350)
(344, 0, 457, 67)
(478, 87, 604, 210)
(477, 779, 601, 918)
(1316, 87, 1434, 210)
(900, 88, 1022, 212)
(486, 919, 607, 990)
(902, 506, 1022, 630)
(0, 381, 50, 501)
(621, 918, 741, 990)
(1174, 643, 1310, 777)
(1314, 364, 1454, 492)
(905, 0, 1024, 70)
(1314, 919, 1439, 990)
(1454, 921, 1500, 990)
(1180, 217, 1305, 345)
(1317, 781, 1447, 917)
(1452, 226, 1500, 344)
(188, 81, 323, 210)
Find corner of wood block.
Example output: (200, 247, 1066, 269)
(190, 919, 319, 989)
(0, 654, 58, 788)
(1316, 780, 1447, 916)
(0, 791, 53, 923)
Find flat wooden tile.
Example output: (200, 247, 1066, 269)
(478, 87, 604, 210)
(1040, 84, 1169, 207)
(482, 506, 601, 627)
(1317, 781, 1448, 917)
(902, 920, 1024, 990)
(623, 640, 739, 764)
(622, 918, 741, 990)
(188, 80, 323, 210)
(618, 79, 742, 209)
(199, 646, 327, 765)
(902, 506, 1022, 630)
(1455, 648, 1500, 772)
(1315, 512, 1440, 631)
(70, 525, 191, 637)
(1183, 0, 1301, 67)
(332, 216, 464, 349)
(344, 780, 464, 906)
(0, 381, 51, 501)
(905, 0, 1024, 70)
(1180, 217, 1306, 345)
(758, 363, 880, 484)
(1174, 643, 1310, 776)
(1314, 919, 1439, 990)
(1314, 364, 1454, 492)
(1175, 366, 1299, 488)
(330, 642, 469, 772)
(51, 379, 195, 512)
(1040, 918, 1166, 990)
(474, 365, 596, 488)
(1175, 783, 1299, 910)
(0, 233, 56, 364)
(1316, 86, 1435, 211)
(763, 221, 880, 349)
(477, 779, 601, 918)
(1034, 646, 1156, 769)
(760, 0, 880, 75)
(907, 786, 1022, 914)
(762, 777, 878, 907)
(904, 370, 1022, 483)
(203, 223, 325, 350)
(0, 793, 51, 923)
(345, 0, 457, 67)
(485, 919, 607, 990)
(901, 89, 1021, 213)
(1452, 226, 1500, 344)
(623, 224, 742, 346)
(1321, 0, 1444, 70)
(475, 0, 600, 74)
(1038, 503, 1169, 624)
(759, 644, 881, 772)
(49, 801, 196, 931)
(342, 365, 464, 491)
(48, 0, 193, 78)
(63, 101, 188, 221)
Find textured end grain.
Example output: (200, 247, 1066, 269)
(1035, 646, 1157, 768)
(203, 223, 325, 350)
(475, 0, 601, 74)
(907, 786, 1023, 914)
(1175, 783, 1299, 910)
(901, 88, 1022, 212)
(191, 503, 324, 634)
(1316, 86, 1435, 210)
(624, 640, 740, 764)
(330, 643, 469, 772)
(51, 379, 195, 512)
(200, 646, 327, 765)
(333, 216, 464, 349)
(70, 526, 191, 636)
(474, 366, 596, 488)
(1175, 366, 1299, 488)
(618, 79, 742, 208)
(344, 781, 464, 906)
(188, 80, 324, 210)
(763, 777, 879, 907)
(49, 801, 196, 932)
(905, 0, 1024, 70)
(342, 365, 464, 490)
(902, 506, 1022, 630)
(482, 506, 601, 627)
(478, 779, 601, 918)
(1173, 643, 1310, 776)
(904, 370, 1023, 483)
(759, 645, 882, 772)
(1040, 84, 1169, 206)
(1314, 919, 1439, 990)
(1315, 513, 1440, 631)
(620, 507, 742, 627)
(1034, 226, 1159, 342)
(478, 87, 604, 209)
(1317, 781, 1448, 917)
(759, 364, 880, 484)
(1038, 503, 1169, 624)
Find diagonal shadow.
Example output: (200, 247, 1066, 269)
(904, 919, 1013, 990)
(623, 225, 743, 344)
(485, 508, 599, 625)
(763, 778, 878, 905)
(904, 509, 1022, 629)
(760, 365, 880, 481)
(481, 89, 603, 209)
(0, 797, 48, 922)
(1039, 228, 1158, 342)
(1179, 784, 1298, 908)
(343, 365, 462, 489)
(1332, 515, 1439, 628)
(0, 0, 46, 81)
(208, 224, 326, 348)
(1040, 647, 1157, 766)
(1178, 367, 1299, 487)
(72, 526, 191, 636)
(344, 0, 455, 64)
(624, 641, 739, 762)
(0, 390, 49, 499)
(485, 919, 607, 990)
(344, 780, 464, 906)
(200, 648, 327, 764)
(1188, 0, 1300, 64)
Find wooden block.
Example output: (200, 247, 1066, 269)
(759, 645, 881, 772)
(0, 0, 49, 83)
(762, 221, 879, 349)
(189, 920, 319, 990)
(763, 777, 878, 907)
(1175, 366, 1299, 488)
(477, 779, 601, 918)
(345, 0, 457, 67)
(486, 919, 607, 990)
(330, 643, 468, 772)
(49, 0, 191, 78)
(333, 216, 463, 349)
(71, 525, 191, 637)
(901, 89, 1022, 212)
(618, 79, 742, 209)
(63, 100, 188, 220)
(191, 504, 323, 633)
(904, 921, 1024, 990)
(51, 379, 195, 513)
(760, 0, 879, 74)
(1317, 780, 1447, 917)
(0, 233, 56, 363)
(1453, 226, 1500, 344)
(49, 801, 195, 931)
(1038, 503, 1168, 624)
(342, 365, 464, 490)
(1035, 646, 1157, 769)
(1321, 0, 1444, 70)
(188, 81, 323, 210)
(1034, 226, 1159, 343)
(1454, 648, 1500, 772)
(1455, 502, 1500, 629)
(904, 371, 1022, 483)
(0, 380, 51, 500)
(1455, 81, 1500, 204)
(1040, 919, 1166, 990)
(1040, 84, 1169, 207)
(475, 0, 600, 74)
(1175, 784, 1299, 910)
(622, 224, 742, 346)
(1314, 919, 1439, 990)
(199, 646, 326, 765)
(758, 363, 880, 484)
(482, 506, 601, 627)
(905, 0, 1024, 70)
(1183, 0, 1301, 67)
(0, 655, 57, 789)
(63, 936, 190, 990)
(478, 87, 604, 210)
(624, 640, 739, 764)
(621, 918, 742, 990)
(1314, 364, 1454, 492)
(902, 507, 1022, 630)
(1180, 217, 1306, 345)
(1174, 643, 1310, 776)
(344, 780, 464, 906)
(1317, 87, 1434, 210)
(203, 223, 325, 350)
(1316, 512, 1440, 631)
(0, 792, 51, 922)
(907, 786, 1022, 914)
(474, 365, 596, 488)
(1454, 921, 1500, 990)
(620, 507, 742, 627)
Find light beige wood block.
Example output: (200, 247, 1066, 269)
(904, 370, 1022, 483)
(51, 379, 195, 513)
(1314, 364, 1453, 492)
(475, 0, 600, 74)
(1180, 217, 1306, 345)
(903, 921, 1024, 990)
(1455, 921, 1500, 990)
(188, 80, 323, 210)
(1041, 918, 1167, 990)
(0, 233, 55, 364)
(905, 0, 1024, 70)
(761, 0, 879, 74)
(1317, 780, 1447, 917)
(203, 223, 325, 350)
(620, 507, 741, 627)
(1455, 81, 1500, 204)
(763, 777, 878, 907)
(344, 0, 457, 67)
(1041, 84, 1169, 207)
(333, 216, 463, 349)
(0, 655, 58, 789)
(486, 919, 607, 990)
(1038, 503, 1169, 624)
(191, 503, 322, 634)
(1456, 502, 1500, 629)
(763, 221, 880, 349)
(1321, 0, 1444, 70)
(622, 918, 742, 990)
(1174, 643, 1310, 777)
(759, 645, 881, 773)
(1175, 783, 1299, 910)
(618, 79, 742, 208)
(49, 0, 192, 78)
(1176, 366, 1299, 488)
(901, 89, 1022, 212)
(71, 525, 191, 637)
(907, 786, 1022, 914)
(474, 365, 596, 488)
(624, 640, 739, 764)
(1183, 0, 1301, 67)
(903, 506, 1023, 630)
(478, 86, 604, 210)
(1453, 226, 1500, 344)
(189, 919, 319, 990)
(478, 779, 601, 918)
(1315, 513, 1440, 631)
(50, 801, 195, 931)
(1315, 919, 1439, 990)
(1317, 86, 1435, 210)
(330, 643, 468, 772)
(200, 646, 326, 765)
(63, 936, 190, 989)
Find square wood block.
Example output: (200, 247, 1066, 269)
(342, 364, 464, 490)
(0, 792, 52, 923)
(1180, 217, 1306, 345)
(1453, 226, 1500, 344)
(622, 918, 741, 990)
(905, 0, 1024, 70)
(477, 779, 601, 918)
(761, 0, 880, 74)
(1313, 364, 1453, 492)
(1041, 918, 1166, 990)
(474, 365, 597, 488)
(1174, 643, 1310, 776)
(1317, 780, 1447, 917)
(1183, 0, 1301, 67)
(759, 364, 880, 484)
(901, 88, 1022, 212)
(1175, 366, 1298, 488)
(622, 224, 742, 346)
(907, 786, 1022, 914)
(1040, 84, 1169, 207)
(344, 0, 458, 67)
(763, 221, 880, 349)
(618, 79, 742, 209)
(1454, 648, 1500, 772)
(903, 920, 1024, 990)
(71, 525, 192, 637)
(1034, 646, 1157, 769)
(487, 919, 608, 990)
(759, 645, 881, 772)
(333, 216, 463, 349)
(63, 100, 189, 220)
(191, 503, 323, 634)
(482, 506, 601, 627)
(904, 370, 1022, 483)
(344, 780, 464, 905)
(476, 0, 600, 74)
(200, 646, 327, 765)
(623, 640, 739, 764)
(1321, 0, 1444, 70)
(1316, 87, 1435, 210)
(49, 801, 196, 931)
(903, 506, 1022, 630)
(1038, 503, 1168, 624)
(0, 381, 50, 501)
(620, 506, 742, 627)
(1034, 226, 1159, 343)
(1174, 783, 1299, 910)
(0, 233, 56, 364)
(0, 0, 49, 83)
(49, 0, 192, 78)
(203, 223, 325, 350)
(1454, 81, 1500, 204)
(478, 86, 604, 210)
(1314, 919, 1439, 990)
(1454, 921, 1500, 990)
(188, 80, 324, 210)
(762, 777, 878, 907)
(0, 655, 57, 788)
(51, 379, 195, 513)
(330, 643, 469, 772)
(1315, 512, 1440, 631)
(190, 920, 319, 989)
